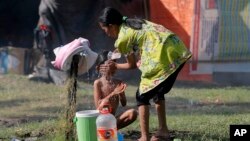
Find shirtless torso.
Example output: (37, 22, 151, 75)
(94, 76, 126, 115)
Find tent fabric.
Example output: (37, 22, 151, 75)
(1, 0, 146, 83)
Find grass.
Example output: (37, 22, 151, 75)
(0, 74, 250, 141)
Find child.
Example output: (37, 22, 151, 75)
(93, 50, 137, 129)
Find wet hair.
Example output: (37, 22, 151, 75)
(98, 7, 145, 30)
(96, 50, 109, 67)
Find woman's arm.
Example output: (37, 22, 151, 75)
(99, 52, 137, 74)
(107, 52, 137, 73)
(116, 52, 137, 70)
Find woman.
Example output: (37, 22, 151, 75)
(98, 7, 192, 141)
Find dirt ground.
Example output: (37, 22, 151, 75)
(0, 110, 181, 140)
(0, 80, 222, 140)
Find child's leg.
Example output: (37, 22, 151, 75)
(116, 109, 137, 129)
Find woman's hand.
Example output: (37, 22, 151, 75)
(99, 60, 117, 75)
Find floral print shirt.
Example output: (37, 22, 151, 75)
(115, 20, 192, 94)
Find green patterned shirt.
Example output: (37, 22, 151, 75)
(115, 20, 192, 94)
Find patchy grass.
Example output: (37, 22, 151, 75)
(0, 74, 250, 141)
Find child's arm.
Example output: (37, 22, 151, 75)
(114, 81, 127, 106)
(93, 80, 103, 109)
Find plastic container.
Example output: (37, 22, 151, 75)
(74, 110, 99, 141)
(96, 107, 118, 141)
(107, 51, 121, 60)
(117, 132, 124, 141)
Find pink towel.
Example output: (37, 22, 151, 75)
(52, 37, 97, 73)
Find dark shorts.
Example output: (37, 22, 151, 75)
(136, 63, 185, 106)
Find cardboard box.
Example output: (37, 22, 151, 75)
(0, 47, 31, 74)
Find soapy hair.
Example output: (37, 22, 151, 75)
(96, 50, 109, 67)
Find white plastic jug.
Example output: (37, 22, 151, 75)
(96, 107, 118, 141)
(107, 51, 121, 60)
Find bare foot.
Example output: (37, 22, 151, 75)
(150, 135, 171, 141)
(154, 130, 170, 137)
(151, 130, 170, 141)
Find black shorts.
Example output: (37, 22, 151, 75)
(136, 63, 185, 106)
